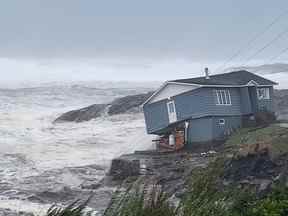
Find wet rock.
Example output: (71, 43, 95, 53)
(81, 182, 102, 190)
(28, 186, 78, 203)
(0, 209, 34, 216)
(109, 158, 140, 180)
(54, 92, 153, 123)
(223, 152, 278, 181)
(107, 152, 210, 197)
(54, 104, 107, 123)
(108, 92, 153, 115)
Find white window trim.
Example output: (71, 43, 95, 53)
(167, 100, 177, 123)
(219, 119, 225, 125)
(257, 88, 270, 100)
(167, 101, 176, 113)
(215, 89, 232, 105)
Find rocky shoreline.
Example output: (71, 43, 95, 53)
(54, 92, 153, 123)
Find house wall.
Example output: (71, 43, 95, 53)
(240, 87, 252, 114)
(186, 117, 213, 143)
(143, 85, 274, 135)
(143, 100, 170, 134)
(212, 116, 242, 141)
(257, 87, 274, 112)
(149, 83, 198, 104)
(186, 116, 241, 144)
(248, 86, 258, 113)
(174, 87, 242, 120)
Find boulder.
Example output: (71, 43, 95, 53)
(54, 92, 153, 123)
(54, 104, 107, 123)
(108, 92, 153, 115)
(109, 158, 140, 180)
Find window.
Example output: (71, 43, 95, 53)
(167, 101, 175, 113)
(215, 90, 231, 105)
(257, 88, 270, 100)
(219, 119, 225, 125)
(167, 101, 177, 123)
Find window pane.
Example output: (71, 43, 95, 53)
(220, 91, 224, 104)
(223, 90, 228, 104)
(168, 102, 175, 113)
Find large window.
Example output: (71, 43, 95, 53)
(215, 89, 232, 105)
(257, 88, 270, 100)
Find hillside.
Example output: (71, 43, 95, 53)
(274, 89, 288, 120)
(103, 124, 288, 216)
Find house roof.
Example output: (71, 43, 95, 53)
(171, 70, 278, 86)
(143, 70, 277, 106)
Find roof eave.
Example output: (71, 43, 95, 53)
(142, 81, 202, 106)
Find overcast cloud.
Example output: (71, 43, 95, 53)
(1, 0, 288, 85)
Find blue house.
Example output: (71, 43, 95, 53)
(143, 69, 277, 149)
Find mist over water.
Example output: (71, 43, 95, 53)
(0, 81, 156, 214)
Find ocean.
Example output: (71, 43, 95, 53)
(0, 81, 157, 215)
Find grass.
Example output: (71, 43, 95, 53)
(44, 199, 93, 216)
(103, 179, 177, 216)
(43, 125, 288, 216)
(224, 125, 288, 159)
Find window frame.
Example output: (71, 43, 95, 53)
(219, 119, 225, 125)
(257, 88, 270, 100)
(167, 100, 177, 123)
(215, 89, 232, 105)
(167, 101, 176, 114)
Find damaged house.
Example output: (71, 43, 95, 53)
(143, 69, 277, 150)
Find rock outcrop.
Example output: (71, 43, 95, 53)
(54, 104, 107, 123)
(107, 151, 211, 196)
(108, 92, 153, 115)
(54, 92, 153, 123)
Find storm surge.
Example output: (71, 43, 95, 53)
(0, 82, 155, 215)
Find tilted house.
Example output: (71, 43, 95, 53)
(143, 70, 277, 149)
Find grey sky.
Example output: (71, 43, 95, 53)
(1, 0, 288, 84)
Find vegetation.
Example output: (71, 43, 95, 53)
(43, 125, 288, 216)
(103, 179, 178, 216)
(225, 125, 288, 158)
(44, 199, 93, 216)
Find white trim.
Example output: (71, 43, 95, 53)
(142, 81, 201, 105)
(167, 100, 177, 123)
(167, 81, 202, 87)
(201, 84, 275, 88)
(219, 119, 225, 125)
(142, 80, 276, 106)
(247, 80, 260, 86)
(257, 87, 270, 100)
(215, 89, 232, 105)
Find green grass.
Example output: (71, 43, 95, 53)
(44, 199, 93, 216)
(43, 125, 288, 216)
(224, 125, 288, 158)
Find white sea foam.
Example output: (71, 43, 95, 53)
(0, 81, 155, 214)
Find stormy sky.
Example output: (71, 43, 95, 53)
(1, 0, 288, 85)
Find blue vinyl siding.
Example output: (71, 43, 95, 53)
(174, 87, 242, 121)
(143, 100, 169, 134)
(187, 117, 213, 143)
(240, 87, 252, 114)
(186, 116, 241, 146)
(212, 116, 242, 141)
(143, 85, 274, 135)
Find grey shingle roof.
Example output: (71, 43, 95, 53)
(171, 70, 277, 86)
